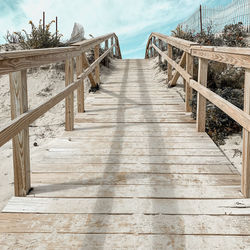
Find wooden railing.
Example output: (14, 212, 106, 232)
(0, 33, 122, 197)
(145, 32, 250, 198)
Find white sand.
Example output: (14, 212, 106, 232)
(0, 63, 95, 209)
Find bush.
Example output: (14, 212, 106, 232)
(170, 22, 248, 144)
(11, 19, 63, 49)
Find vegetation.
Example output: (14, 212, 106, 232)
(170, 22, 248, 144)
(4, 19, 63, 49)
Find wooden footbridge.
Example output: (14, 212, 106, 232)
(0, 33, 250, 249)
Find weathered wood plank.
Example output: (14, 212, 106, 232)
(65, 58, 74, 131)
(242, 68, 250, 197)
(76, 54, 84, 113)
(185, 53, 193, 112)
(167, 44, 173, 82)
(196, 58, 208, 132)
(9, 70, 31, 196)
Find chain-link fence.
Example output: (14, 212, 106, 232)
(180, 0, 250, 33)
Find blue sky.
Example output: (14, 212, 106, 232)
(0, 0, 232, 58)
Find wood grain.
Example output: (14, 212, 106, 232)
(9, 70, 30, 196)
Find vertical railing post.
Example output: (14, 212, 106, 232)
(104, 39, 109, 67)
(158, 39, 162, 64)
(152, 37, 156, 57)
(94, 45, 100, 85)
(110, 37, 114, 58)
(242, 68, 250, 197)
(65, 58, 74, 131)
(196, 58, 208, 132)
(9, 70, 31, 196)
(150, 39, 153, 58)
(167, 44, 173, 82)
(76, 54, 85, 113)
(115, 37, 119, 58)
(185, 53, 194, 112)
(82, 52, 97, 88)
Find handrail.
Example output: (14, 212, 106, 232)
(0, 33, 122, 75)
(0, 32, 122, 197)
(145, 32, 250, 198)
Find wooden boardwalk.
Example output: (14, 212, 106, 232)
(1, 59, 250, 249)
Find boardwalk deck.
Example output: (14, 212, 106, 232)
(1, 59, 250, 249)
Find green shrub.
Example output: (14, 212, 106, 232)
(11, 19, 63, 49)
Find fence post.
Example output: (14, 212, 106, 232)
(242, 68, 250, 197)
(200, 4, 203, 33)
(65, 58, 74, 131)
(149, 39, 153, 58)
(152, 37, 156, 57)
(167, 44, 173, 82)
(9, 70, 31, 196)
(196, 58, 208, 132)
(185, 53, 193, 112)
(76, 54, 85, 113)
(94, 45, 100, 85)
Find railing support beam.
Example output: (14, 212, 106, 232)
(167, 44, 173, 83)
(196, 58, 208, 132)
(94, 45, 100, 84)
(76, 54, 85, 113)
(242, 69, 250, 197)
(65, 58, 74, 131)
(185, 53, 193, 112)
(9, 70, 31, 196)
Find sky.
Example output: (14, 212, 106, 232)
(0, 0, 232, 58)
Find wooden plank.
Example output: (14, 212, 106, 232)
(29, 184, 241, 198)
(9, 70, 31, 196)
(65, 58, 74, 131)
(30, 172, 238, 186)
(185, 53, 193, 112)
(167, 44, 173, 82)
(3, 198, 250, 216)
(31, 163, 232, 174)
(94, 45, 100, 84)
(169, 52, 186, 87)
(110, 37, 114, 57)
(76, 54, 84, 113)
(0, 234, 250, 250)
(242, 68, 250, 197)
(196, 58, 208, 132)
(82, 52, 96, 87)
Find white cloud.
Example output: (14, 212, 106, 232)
(0, 0, 208, 57)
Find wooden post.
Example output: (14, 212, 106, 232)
(115, 37, 119, 58)
(242, 69, 250, 197)
(167, 44, 173, 82)
(185, 53, 193, 112)
(110, 37, 114, 58)
(149, 39, 153, 58)
(43, 11, 45, 33)
(152, 37, 156, 57)
(76, 54, 84, 113)
(158, 39, 162, 64)
(9, 70, 31, 197)
(65, 58, 74, 131)
(56, 16, 58, 39)
(196, 58, 208, 132)
(82, 52, 97, 88)
(104, 39, 109, 67)
(94, 45, 100, 84)
(200, 5, 203, 33)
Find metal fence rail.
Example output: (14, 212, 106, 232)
(180, 0, 250, 33)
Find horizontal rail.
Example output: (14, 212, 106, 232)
(0, 33, 120, 75)
(146, 32, 250, 68)
(0, 45, 114, 147)
(146, 31, 250, 198)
